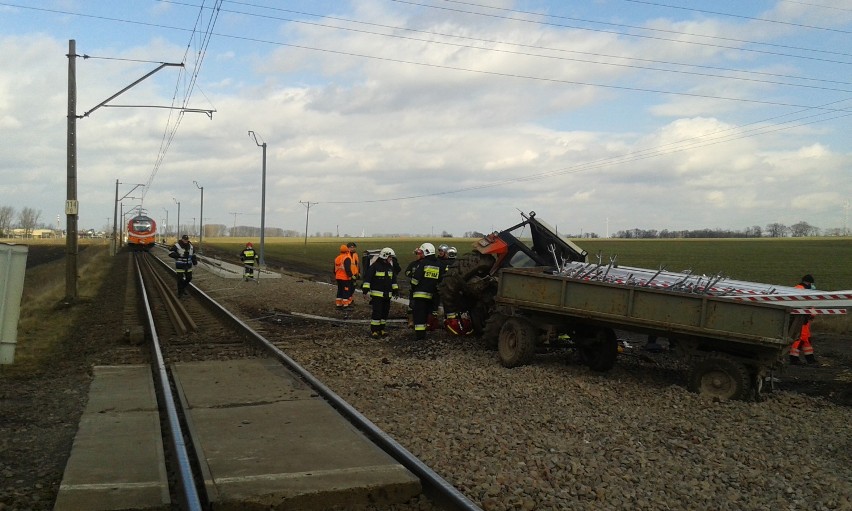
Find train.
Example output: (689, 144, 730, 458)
(127, 214, 157, 251)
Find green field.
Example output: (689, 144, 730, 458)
(204, 236, 852, 291)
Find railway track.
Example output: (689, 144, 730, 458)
(127, 251, 481, 510)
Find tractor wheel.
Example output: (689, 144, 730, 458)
(482, 313, 508, 349)
(687, 353, 752, 401)
(455, 251, 496, 281)
(439, 252, 495, 314)
(578, 328, 618, 372)
(498, 318, 537, 368)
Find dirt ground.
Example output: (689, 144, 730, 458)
(0, 244, 850, 510)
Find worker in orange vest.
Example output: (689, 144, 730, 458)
(790, 274, 817, 365)
(333, 244, 355, 309)
(347, 242, 360, 302)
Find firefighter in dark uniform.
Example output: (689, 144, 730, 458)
(239, 242, 259, 281)
(433, 244, 452, 318)
(361, 247, 399, 338)
(168, 234, 198, 297)
(404, 246, 424, 328)
(410, 242, 445, 341)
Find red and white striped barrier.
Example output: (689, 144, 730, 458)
(727, 292, 852, 302)
(790, 308, 848, 315)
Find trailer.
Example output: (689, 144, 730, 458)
(487, 266, 852, 401)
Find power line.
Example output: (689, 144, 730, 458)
(200, 1, 852, 93)
(621, 0, 852, 34)
(385, 0, 852, 63)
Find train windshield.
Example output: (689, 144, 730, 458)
(131, 218, 153, 232)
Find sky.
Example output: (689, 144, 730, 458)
(0, 0, 850, 238)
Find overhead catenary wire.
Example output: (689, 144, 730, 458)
(4, 0, 846, 214)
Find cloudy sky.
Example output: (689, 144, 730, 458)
(1, 0, 850, 237)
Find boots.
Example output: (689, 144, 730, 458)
(789, 355, 801, 365)
(805, 354, 818, 365)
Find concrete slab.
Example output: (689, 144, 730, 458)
(54, 365, 170, 511)
(172, 358, 421, 510)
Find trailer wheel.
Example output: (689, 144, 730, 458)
(688, 354, 751, 401)
(578, 328, 618, 372)
(482, 313, 508, 350)
(498, 318, 537, 368)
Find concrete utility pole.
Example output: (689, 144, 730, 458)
(173, 198, 181, 237)
(163, 208, 169, 242)
(65, 39, 79, 303)
(194, 180, 204, 252)
(248, 131, 267, 266)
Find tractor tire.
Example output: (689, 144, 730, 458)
(578, 328, 618, 372)
(439, 251, 495, 314)
(482, 313, 508, 349)
(687, 353, 752, 401)
(498, 317, 537, 368)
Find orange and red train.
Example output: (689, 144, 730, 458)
(127, 214, 157, 251)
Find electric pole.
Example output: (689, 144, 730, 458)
(300, 201, 317, 251)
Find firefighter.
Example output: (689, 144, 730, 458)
(347, 242, 360, 301)
(432, 244, 452, 319)
(443, 246, 472, 335)
(361, 247, 399, 338)
(333, 244, 355, 309)
(404, 246, 424, 328)
(410, 242, 445, 340)
(239, 242, 259, 281)
(790, 274, 818, 365)
(168, 234, 198, 297)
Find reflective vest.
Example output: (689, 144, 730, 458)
(170, 242, 195, 273)
(350, 250, 360, 278)
(334, 253, 353, 280)
(241, 249, 257, 265)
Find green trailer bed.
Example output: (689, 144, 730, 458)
(490, 267, 851, 401)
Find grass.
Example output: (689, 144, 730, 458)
(1, 244, 113, 375)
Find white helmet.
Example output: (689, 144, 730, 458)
(420, 242, 435, 256)
(379, 247, 394, 260)
(447, 246, 457, 258)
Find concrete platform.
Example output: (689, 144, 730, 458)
(54, 365, 169, 511)
(172, 358, 421, 510)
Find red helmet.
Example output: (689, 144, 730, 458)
(246, 242, 253, 248)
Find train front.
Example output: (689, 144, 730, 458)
(127, 215, 157, 251)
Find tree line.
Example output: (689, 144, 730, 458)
(2, 204, 845, 240)
(602, 221, 841, 239)
(0, 206, 42, 237)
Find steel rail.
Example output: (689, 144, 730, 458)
(147, 253, 483, 511)
(139, 253, 196, 333)
(133, 253, 203, 511)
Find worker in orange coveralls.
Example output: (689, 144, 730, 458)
(333, 244, 355, 309)
(790, 274, 818, 365)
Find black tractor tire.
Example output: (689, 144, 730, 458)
(498, 317, 537, 368)
(455, 251, 496, 281)
(578, 328, 618, 372)
(439, 251, 495, 315)
(687, 353, 752, 401)
(482, 313, 508, 349)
